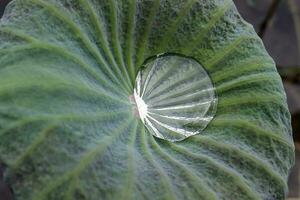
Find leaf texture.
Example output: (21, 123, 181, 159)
(0, 0, 295, 199)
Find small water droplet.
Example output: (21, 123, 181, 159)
(133, 54, 217, 141)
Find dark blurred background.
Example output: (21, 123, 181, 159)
(0, 0, 299, 199)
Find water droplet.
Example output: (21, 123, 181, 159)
(133, 54, 217, 142)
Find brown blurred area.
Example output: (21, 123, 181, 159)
(0, 0, 299, 199)
(0, 0, 9, 18)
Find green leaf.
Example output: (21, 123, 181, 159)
(0, 0, 294, 199)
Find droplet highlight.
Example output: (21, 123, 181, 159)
(133, 54, 217, 141)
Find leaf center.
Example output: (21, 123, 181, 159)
(133, 53, 218, 142)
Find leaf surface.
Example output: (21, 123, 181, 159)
(0, 0, 294, 199)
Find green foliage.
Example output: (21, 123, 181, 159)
(0, 0, 294, 199)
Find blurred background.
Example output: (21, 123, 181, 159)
(0, 0, 299, 199)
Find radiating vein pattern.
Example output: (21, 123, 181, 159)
(0, 0, 294, 200)
(134, 54, 217, 141)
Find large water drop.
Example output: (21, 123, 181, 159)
(133, 54, 217, 141)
